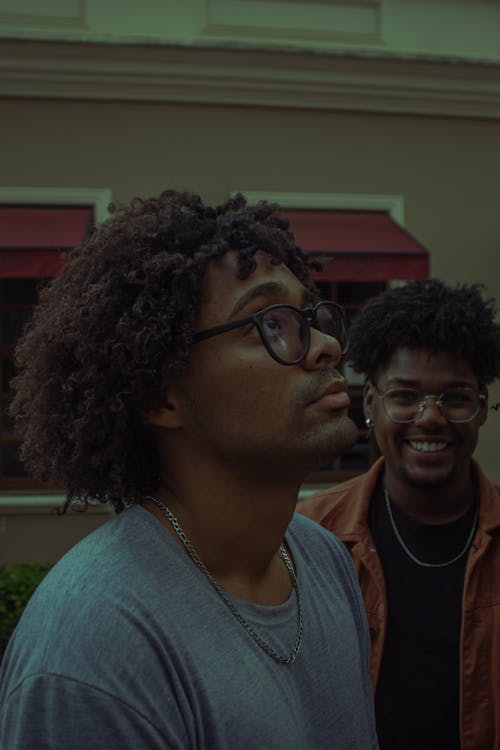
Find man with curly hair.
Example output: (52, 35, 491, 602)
(0, 191, 378, 749)
(300, 279, 500, 750)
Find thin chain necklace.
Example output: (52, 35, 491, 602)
(145, 495, 303, 665)
(384, 489, 478, 569)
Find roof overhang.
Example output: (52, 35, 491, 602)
(0, 206, 93, 278)
(284, 210, 429, 282)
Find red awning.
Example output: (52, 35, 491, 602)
(0, 206, 93, 278)
(284, 210, 429, 282)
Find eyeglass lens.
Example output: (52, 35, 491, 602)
(260, 303, 345, 364)
(260, 307, 308, 363)
(382, 388, 482, 423)
(316, 304, 347, 351)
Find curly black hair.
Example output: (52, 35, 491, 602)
(10, 191, 315, 512)
(347, 278, 500, 384)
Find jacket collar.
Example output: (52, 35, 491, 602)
(320, 458, 384, 542)
(320, 457, 500, 540)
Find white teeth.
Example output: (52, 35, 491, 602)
(409, 440, 447, 452)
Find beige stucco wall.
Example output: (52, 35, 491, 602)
(1, 96, 498, 288)
(0, 94, 498, 567)
(0, 503, 112, 565)
(2, 94, 499, 474)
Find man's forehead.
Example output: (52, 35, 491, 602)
(199, 250, 310, 309)
(380, 347, 478, 384)
(229, 281, 314, 317)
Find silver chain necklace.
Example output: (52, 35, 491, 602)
(384, 489, 478, 569)
(145, 495, 303, 665)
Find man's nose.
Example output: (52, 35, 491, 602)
(302, 327, 343, 370)
(415, 395, 446, 423)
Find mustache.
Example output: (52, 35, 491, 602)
(300, 368, 346, 403)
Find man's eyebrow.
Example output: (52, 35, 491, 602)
(385, 377, 419, 387)
(229, 282, 311, 318)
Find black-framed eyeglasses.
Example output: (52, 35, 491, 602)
(374, 385, 486, 424)
(192, 300, 348, 366)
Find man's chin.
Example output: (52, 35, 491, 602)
(311, 414, 359, 465)
(403, 468, 454, 490)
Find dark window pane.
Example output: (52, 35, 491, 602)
(2, 358, 15, 394)
(314, 281, 334, 301)
(317, 461, 335, 472)
(2, 308, 32, 346)
(3, 279, 39, 305)
(338, 282, 386, 306)
(340, 441, 370, 471)
(1, 399, 15, 434)
(2, 442, 28, 477)
(348, 394, 366, 429)
(345, 308, 357, 328)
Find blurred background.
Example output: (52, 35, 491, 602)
(0, 0, 499, 564)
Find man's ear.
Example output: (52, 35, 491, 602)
(363, 380, 375, 421)
(145, 387, 185, 429)
(478, 387, 489, 427)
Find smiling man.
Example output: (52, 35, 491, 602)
(299, 279, 500, 750)
(0, 191, 377, 749)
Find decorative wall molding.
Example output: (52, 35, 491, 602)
(200, 0, 382, 47)
(1, 40, 500, 119)
(0, 186, 112, 224)
(237, 191, 406, 224)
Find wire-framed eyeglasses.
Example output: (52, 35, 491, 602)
(192, 300, 348, 366)
(375, 386, 486, 424)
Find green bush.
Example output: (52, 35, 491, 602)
(0, 564, 51, 663)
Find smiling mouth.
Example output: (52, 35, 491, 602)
(408, 440, 448, 453)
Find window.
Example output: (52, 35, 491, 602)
(0, 279, 48, 490)
(0, 204, 94, 493)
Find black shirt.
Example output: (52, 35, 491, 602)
(369, 482, 476, 750)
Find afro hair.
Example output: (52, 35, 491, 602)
(347, 278, 500, 385)
(10, 190, 316, 511)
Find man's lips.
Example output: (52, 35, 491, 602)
(309, 381, 350, 410)
(404, 437, 453, 453)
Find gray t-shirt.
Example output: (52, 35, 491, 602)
(0, 507, 377, 749)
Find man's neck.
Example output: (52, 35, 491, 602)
(143, 463, 301, 605)
(384, 467, 477, 525)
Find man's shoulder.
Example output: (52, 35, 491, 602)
(290, 510, 343, 541)
(40, 505, 158, 584)
(6, 505, 174, 651)
(0, 506, 187, 706)
(473, 460, 500, 530)
(289, 512, 352, 563)
(288, 513, 361, 594)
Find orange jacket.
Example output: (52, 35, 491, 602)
(299, 458, 500, 750)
